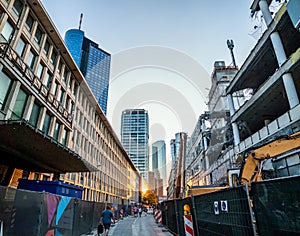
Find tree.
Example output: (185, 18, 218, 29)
(142, 190, 158, 205)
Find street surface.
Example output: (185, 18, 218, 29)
(82, 213, 174, 236)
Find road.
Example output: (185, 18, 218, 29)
(82, 213, 174, 236)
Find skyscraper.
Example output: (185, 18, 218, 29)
(64, 29, 111, 114)
(121, 109, 149, 179)
(152, 140, 166, 195)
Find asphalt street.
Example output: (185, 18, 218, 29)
(82, 213, 174, 236)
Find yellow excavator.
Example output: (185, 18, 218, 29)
(237, 130, 300, 186)
(187, 131, 300, 196)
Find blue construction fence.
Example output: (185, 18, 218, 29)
(161, 175, 300, 236)
(0, 186, 131, 236)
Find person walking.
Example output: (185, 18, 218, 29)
(100, 205, 113, 236)
(138, 207, 142, 217)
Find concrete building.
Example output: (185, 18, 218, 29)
(64, 28, 111, 115)
(185, 112, 210, 187)
(187, 0, 300, 189)
(121, 109, 149, 180)
(226, 0, 300, 178)
(0, 0, 140, 204)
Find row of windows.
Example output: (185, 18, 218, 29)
(0, 70, 68, 145)
(4, 1, 80, 103)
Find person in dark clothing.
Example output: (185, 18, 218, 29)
(100, 205, 113, 236)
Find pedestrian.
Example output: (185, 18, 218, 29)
(138, 207, 142, 217)
(133, 205, 138, 217)
(100, 205, 113, 236)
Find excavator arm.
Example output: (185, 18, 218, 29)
(240, 131, 300, 185)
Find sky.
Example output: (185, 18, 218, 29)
(41, 0, 258, 170)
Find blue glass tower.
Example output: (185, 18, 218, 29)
(64, 29, 111, 115)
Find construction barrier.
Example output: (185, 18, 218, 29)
(154, 209, 162, 224)
(157, 210, 162, 224)
(184, 215, 194, 236)
(183, 204, 194, 236)
(161, 176, 300, 236)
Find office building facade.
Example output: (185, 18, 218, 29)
(64, 28, 111, 115)
(121, 109, 149, 179)
(0, 0, 139, 204)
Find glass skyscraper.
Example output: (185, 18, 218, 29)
(121, 109, 149, 179)
(64, 29, 111, 115)
(152, 140, 167, 194)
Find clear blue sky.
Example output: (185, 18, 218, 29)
(41, 0, 256, 72)
(41, 0, 258, 170)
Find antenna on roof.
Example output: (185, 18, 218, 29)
(79, 13, 83, 30)
(227, 39, 237, 67)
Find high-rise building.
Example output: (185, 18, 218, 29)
(121, 109, 149, 179)
(167, 132, 187, 199)
(152, 140, 166, 195)
(64, 29, 111, 115)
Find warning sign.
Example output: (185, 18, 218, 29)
(221, 200, 228, 212)
(214, 201, 219, 215)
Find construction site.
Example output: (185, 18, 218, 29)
(165, 1, 300, 235)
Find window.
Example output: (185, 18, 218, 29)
(1, 21, 13, 41)
(15, 37, 26, 56)
(61, 128, 68, 145)
(63, 68, 68, 82)
(50, 50, 57, 64)
(29, 102, 40, 127)
(34, 26, 42, 44)
(59, 89, 64, 103)
(57, 61, 62, 74)
(53, 121, 60, 140)
(26, 50, 36, 69)
(0, 71, 12, 110)
(43, 71, 52, 88)
(25, 14, 34, 32)
(12, 0, 23, 16)
(36, 63, 44, 78)
(11, 88, 28, 120)
(42, 112, 51, 135)
(43, 40, 50, 55)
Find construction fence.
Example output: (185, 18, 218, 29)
(0, 186, 130, 236)
(161, 175, 300, 236)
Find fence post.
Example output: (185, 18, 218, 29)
(245, 184, 257, 235)
(174, 199, 180, 235)
(37, 192, 44, 236)
(191, 196, 200, 236)
(0, 220, 3, 236)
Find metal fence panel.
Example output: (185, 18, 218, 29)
(7, 189, 44, 236)
(175, 197, 197, 236)
(165, 200, 178, 235)
(252, 175, 300, 236)
(0, 187, 16, 236)
(193, 186, 254, 236)
(92, 202, 105, 227)
(73, 200, 94, 235)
